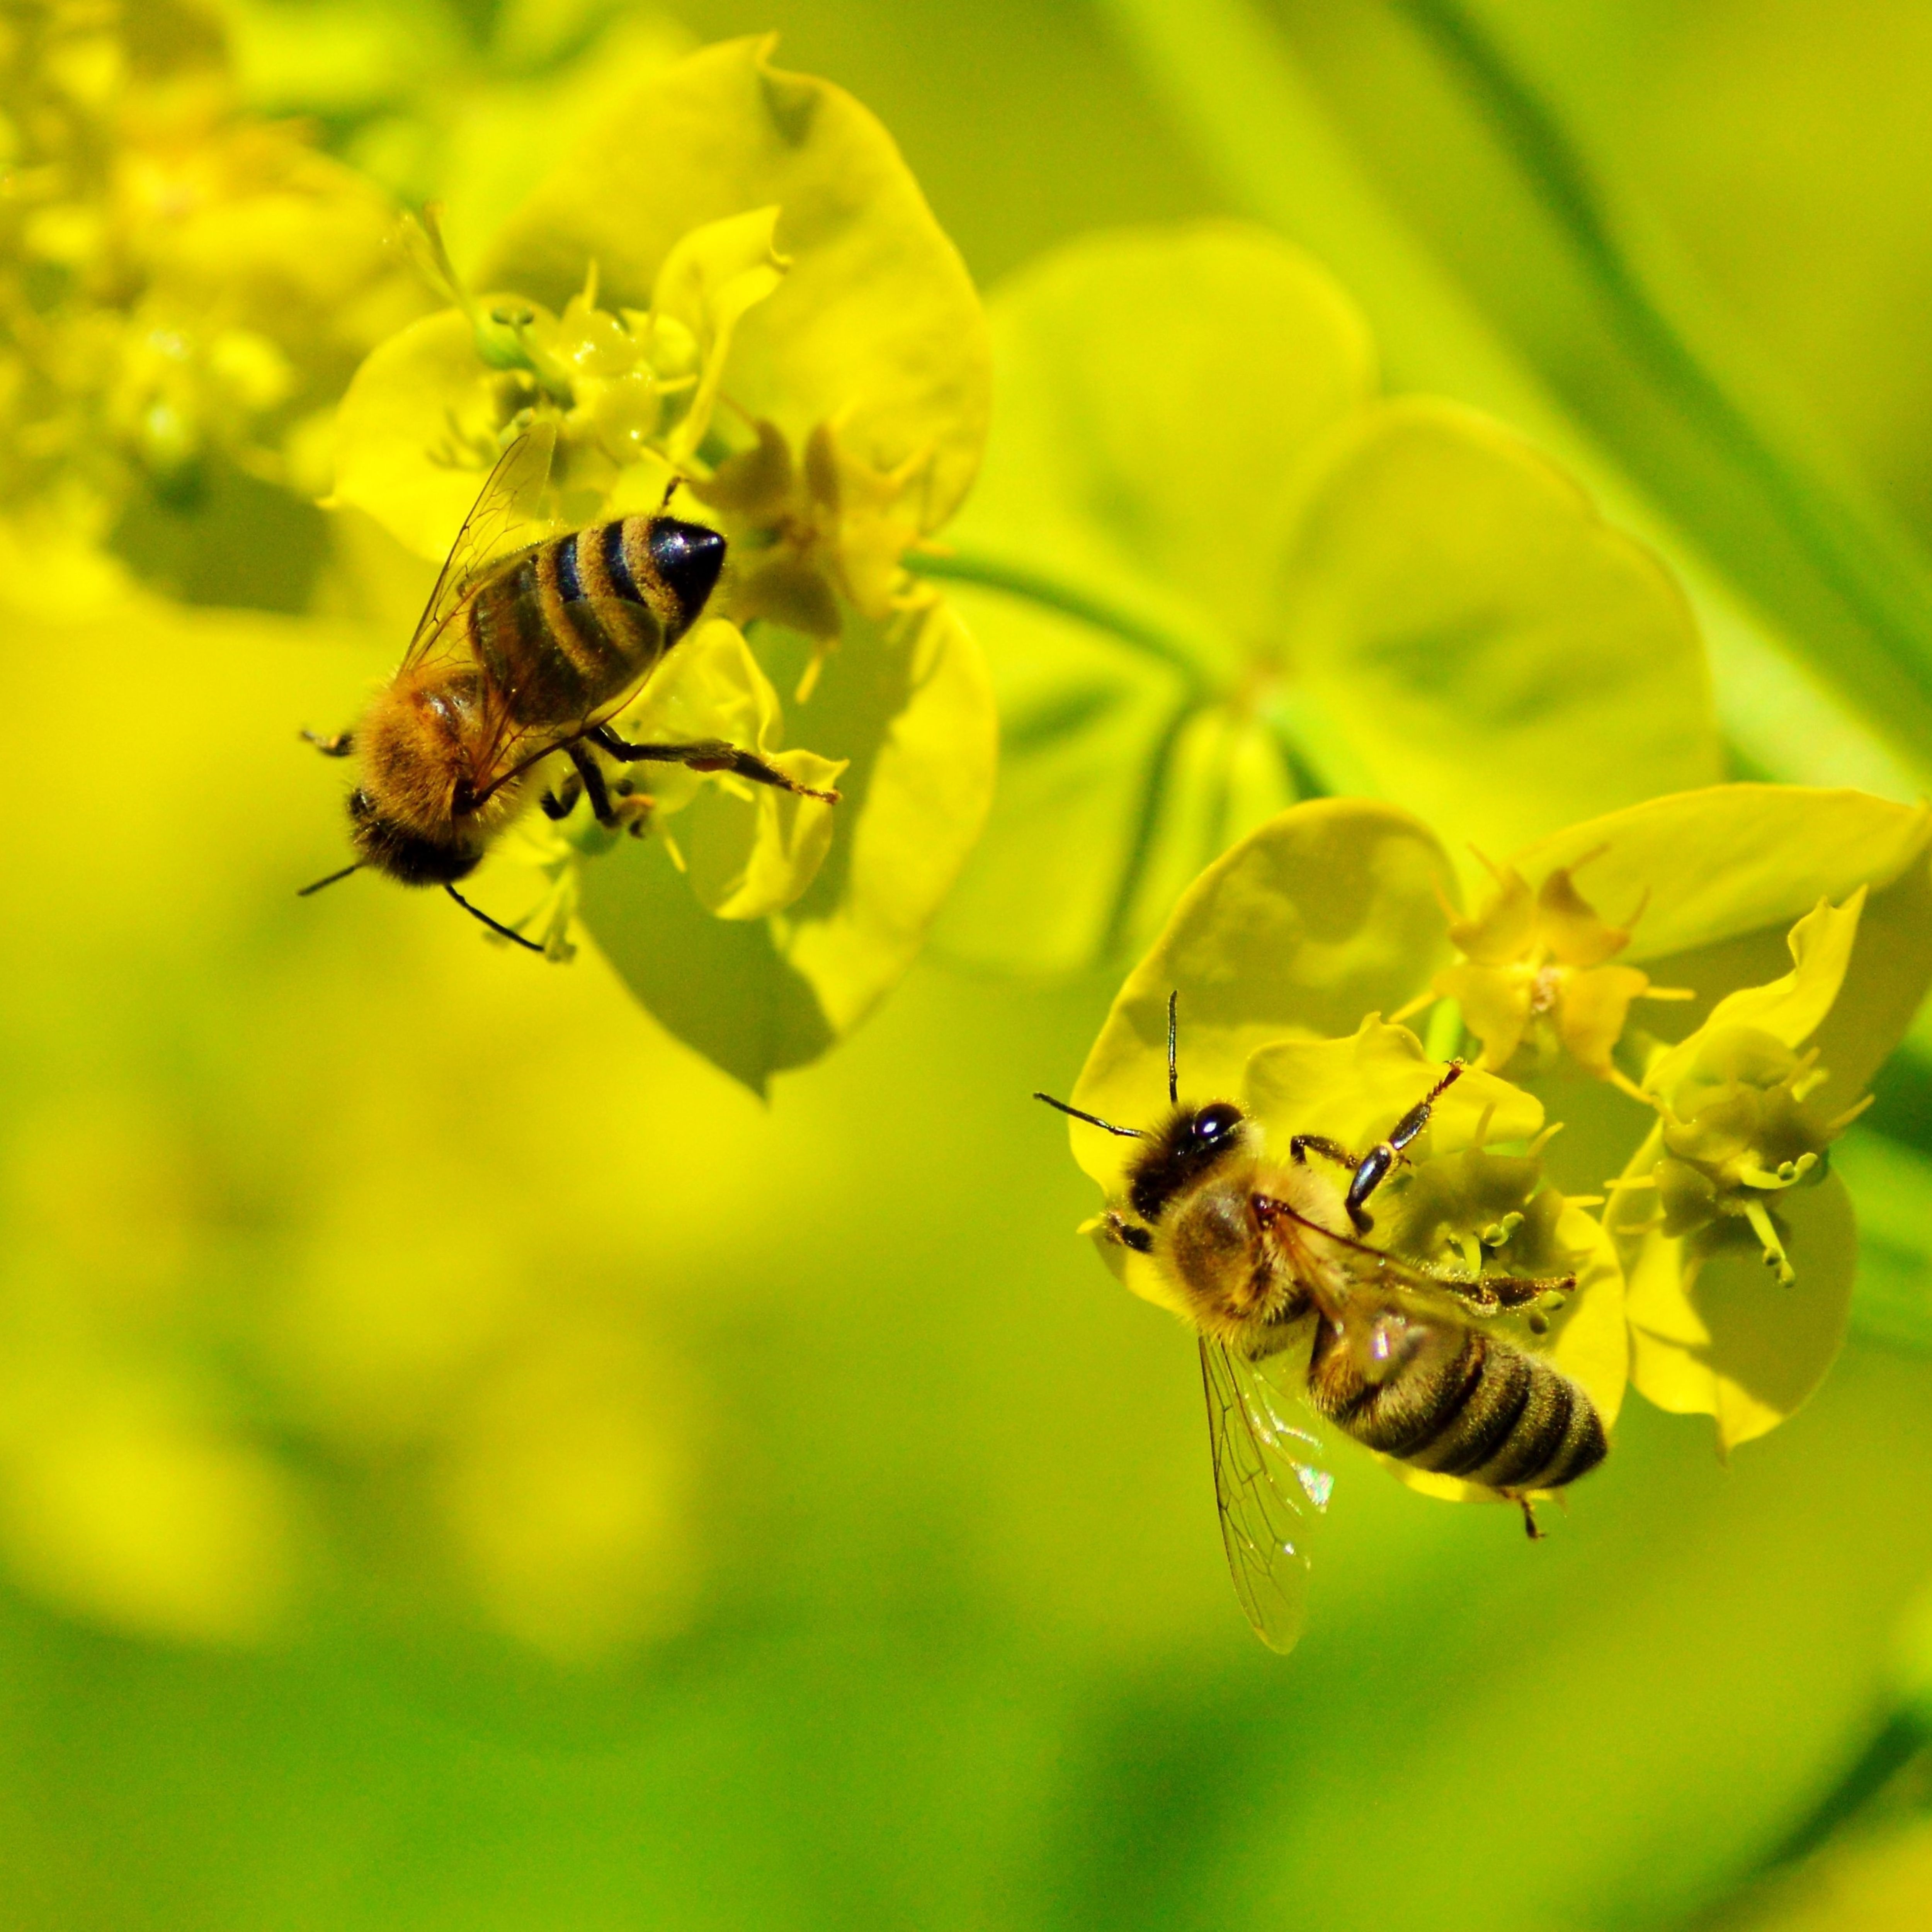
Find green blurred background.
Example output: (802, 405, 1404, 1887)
(15, 1, 1932, 1926)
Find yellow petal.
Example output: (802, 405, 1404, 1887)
(1556, 963, 1652, 1078)
(1645, 891, 1866, 1099)
(650, 205, 787, 462)
(1243, 1015, 1543, 1160)
(1445, 857, 1536, 964)
(1435, 959, 1533, 1071)
(618, 619, 844, 921)
(1066, 800, 1455, 1196)
(1537, 858, 1632, 967)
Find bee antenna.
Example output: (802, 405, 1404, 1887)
(297, 862, 361, 897)
(1167, 990, 1179, 1105)
(1034, 1092, 1147, 1139)
(444, 883, 548, 954)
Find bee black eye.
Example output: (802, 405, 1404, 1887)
(1191, 1103, 1243, 1144)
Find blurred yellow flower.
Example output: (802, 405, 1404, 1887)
(0, 0, 426, 600)
(934, 223, 1721, 976)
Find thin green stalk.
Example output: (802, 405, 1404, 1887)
(1398, 0, 1932, 698)
(1102, 698, 1204, 959)
(908, 548, 1212, 687)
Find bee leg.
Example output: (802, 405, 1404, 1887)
(1101, 1210, 1154, 1254)
(1338, 1062, 1468, 1232)
(1289, 1134, 1361, 1172)
(1511, 1494, 1545, 1541)
(540, 772, 584, 822)
(1469, 1270, 1577, 1310)
(1288, 1135, 1386, 1233)
(1384, 1063, 1466, 1161)
(587, 725, 841, 804)
(301, 728, 354, 758)
(565, 743, 619, 827)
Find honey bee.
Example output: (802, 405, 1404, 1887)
(1037, 996, 1607, 1653)
(300, 421, 837, 946)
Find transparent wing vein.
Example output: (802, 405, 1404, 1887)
(1200, 1335, 1329, 1655)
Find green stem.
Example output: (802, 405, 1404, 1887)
(1101, 697, 1202, 960)
(910, 545, 1354, 811)
(908, 548, 1212, 687)
(1396, 0, 1932, 702)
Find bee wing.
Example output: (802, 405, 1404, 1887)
(1271, 1209, 1506, 1397)
(400, 420, 563, 674)
(1201, 1335, 1332, 1654)
(1270, 1199, 1490, 1320)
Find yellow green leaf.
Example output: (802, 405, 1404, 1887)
(1243, 1017, 1543, 1158)
(1507, 786, 1932, 965)
(328, 306, 529, 559)
(1813, 842, 1932, 1104)
(952, 221, 1378, 650)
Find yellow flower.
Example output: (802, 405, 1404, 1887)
(1404, 847, 1692, 1093)
(0, 0, 426, 601)
(1061, 799, 1631, 1499)
(1631, 895, 1872, 1285)
(327, 36, 995, 1090)
(1056, 784, 1932, 1495)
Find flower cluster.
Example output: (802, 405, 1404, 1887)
(0, 0, 425, 595)
(328, 37, 995, 1090)
(0, 24, 997, 1653)
(1059, 786, 1932, 1475)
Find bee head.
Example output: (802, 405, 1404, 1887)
(346, 788, 483, 885)
(1034, 992, 1252, 1244)
(1128, 1101, 1250, 1225)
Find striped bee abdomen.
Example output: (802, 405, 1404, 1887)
(1304, 1313, 1606, 1493)
(466, 514, 727, 732)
